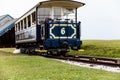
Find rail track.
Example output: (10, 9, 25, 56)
(41, 54, 120, 67)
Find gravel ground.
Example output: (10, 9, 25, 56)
(56, 59, 120, 73)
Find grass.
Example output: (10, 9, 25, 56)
(68, 40, 120, 58)
(0, 47, 120, 80)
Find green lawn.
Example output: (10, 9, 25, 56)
(0, 48, 120, 80)
(69, 40, 120, 58)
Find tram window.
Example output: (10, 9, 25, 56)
(24, 18, 27, 29)
(18, 23, 20, 31)
(54, 7, 61, 19)
(37, 8, 51, 23)
(21, 20, 23, 30)
(32, 12, 36, 24)
(28, 15, 31, 27)
(63, 8, 76, 21)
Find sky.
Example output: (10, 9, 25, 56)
(0, 0, 120, 40)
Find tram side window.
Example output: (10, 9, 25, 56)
(18, 22, 20, 31)
(24, 18, 27, 29)
(28, 15, 31, 27)
(21, 20, 23, 30)
(32, 12, 36, 25)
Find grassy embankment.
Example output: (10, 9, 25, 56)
(0, 46, 120, 80)
(69, 40, 120, 58)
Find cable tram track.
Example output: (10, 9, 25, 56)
(40, 54, 120, 67)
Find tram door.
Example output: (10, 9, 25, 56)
(41, 24, 45, 40)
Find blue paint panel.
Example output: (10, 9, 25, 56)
(45, 39, 82, 48)
(52, 26, 74, 37)
(45, 21, 82, 48)
(49, 22, 77, 39)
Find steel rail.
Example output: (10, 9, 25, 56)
(42, 54, 120, 67)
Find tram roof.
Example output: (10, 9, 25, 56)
(38, 0, 85, 8)
(16, 0, 85, 23)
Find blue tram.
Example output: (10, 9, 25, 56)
(15, 0, 85, 54)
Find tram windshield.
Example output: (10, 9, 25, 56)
(53, 7, 76, 21)
(63, 8, 76, 21)
(37, 7, 77, 24)
(37, 8, 51, 22)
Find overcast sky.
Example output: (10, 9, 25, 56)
(0, 0, 120, 40)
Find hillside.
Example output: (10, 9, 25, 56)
(69, 40, 120, 58)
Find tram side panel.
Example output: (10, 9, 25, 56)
(15, 24, 37, 47)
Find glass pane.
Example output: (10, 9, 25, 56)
(63, 8, 76, 21)
(37, 8, 51, 24)
(53, 7, 61, 19)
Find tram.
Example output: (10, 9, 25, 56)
(15, 0, 85, 54)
